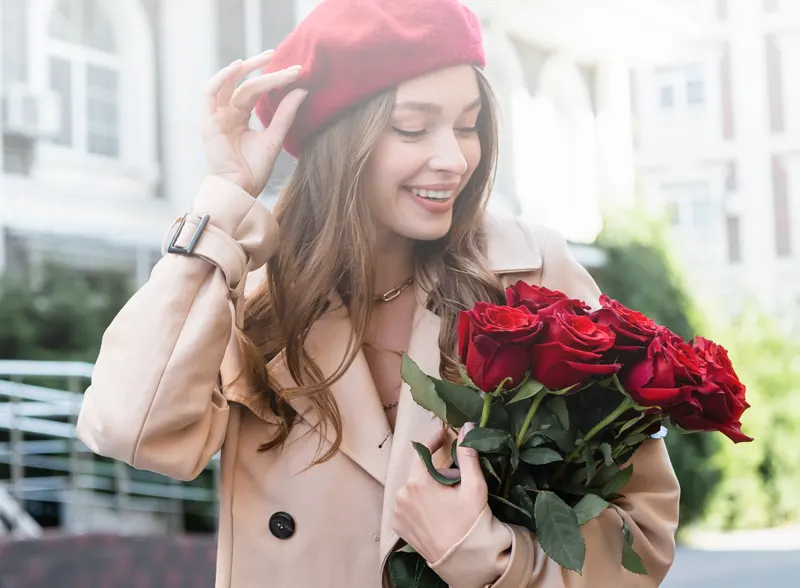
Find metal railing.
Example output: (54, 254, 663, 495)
(0, 360, 220, 536)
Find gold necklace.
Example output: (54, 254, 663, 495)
(373, 276, 414, 303)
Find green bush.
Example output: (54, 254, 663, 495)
(702, 309, 800, 530)
(0, 264, 131, 362)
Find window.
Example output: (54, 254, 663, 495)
(46, 0, 120, 158)
(2, 0, 29, 84)
(686, 79, 705, 106)
(86, 65, 119, 157)
(655, 64, 707, 111)
(659, 86, 675, 109)
(660, 181, 717, 242)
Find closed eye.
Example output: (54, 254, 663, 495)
(392, 127, 427, 138)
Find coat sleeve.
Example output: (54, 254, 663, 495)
(429, 226, 680, 588)
(76, 176, 279, 481)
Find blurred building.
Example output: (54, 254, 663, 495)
(632, 0, 800, 326)
(0, 0, 696, 290)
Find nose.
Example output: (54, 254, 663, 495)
(428, 130, 469, 176)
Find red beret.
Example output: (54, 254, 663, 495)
(255, 0, 485, 157)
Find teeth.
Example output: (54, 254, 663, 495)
(408, 188, 453, 201)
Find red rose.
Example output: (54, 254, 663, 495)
(458, 303, 543, 393)
(591, 295, 660, 360)
(622, 329, 710, 409)
(530, 303, 620, 391)
(668, 337, 752, 443)
(506, 281, 589, 317)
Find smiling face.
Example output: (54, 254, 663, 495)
(362, 65, 485, 243)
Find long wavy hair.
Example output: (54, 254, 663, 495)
(237, 67, 506, 462)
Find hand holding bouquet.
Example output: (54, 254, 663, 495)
(389, 282, 751, 586)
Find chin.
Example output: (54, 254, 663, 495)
(393, 215, 453, 241)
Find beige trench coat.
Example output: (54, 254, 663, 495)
(77, 177, 680, 588)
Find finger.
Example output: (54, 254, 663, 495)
(230, 66, 303, 113)
(455, 423, 483, 485)
(203, 59, 243, 114)
(409, 427, 449, 478)
(219, 49, 277, 107)
(240, 49, 277, 76)
(264, 87, 308, 139)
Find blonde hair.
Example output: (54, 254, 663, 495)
(238, 68, 505, 462)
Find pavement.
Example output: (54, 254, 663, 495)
(662, 527, 800, 588)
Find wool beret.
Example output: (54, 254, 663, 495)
(255, 0, 485, 157)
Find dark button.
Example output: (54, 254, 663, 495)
(269, 512, 295, 539)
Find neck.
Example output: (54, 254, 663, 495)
(374, 229, 415, 296)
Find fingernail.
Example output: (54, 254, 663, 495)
(229, 59, 243, 68)
(286, 65, 303, 73)
(262, 49, 275, 56)
(459, 423, 475, 440)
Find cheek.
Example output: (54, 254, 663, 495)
(365, 139, 423, 197)
(461, 136, 482, 182)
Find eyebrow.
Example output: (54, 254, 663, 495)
(393, 96, 482, 115)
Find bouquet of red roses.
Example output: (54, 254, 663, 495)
(389, 282, 751, 587)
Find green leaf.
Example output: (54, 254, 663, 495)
(616, 414, 645, 437)
(523, 434, 549, 450)
(434, 379, 484, 427)
(512, 466, 539, 492)
(600, 443, 614, 467)
(624, 433, 649, 447)
(461, 428, 513, 454)
(601, 464, 634, 498)
(402, 354, 447, 422)
(622, 543, 648, 575)
(615, 509, 649, 575)
(412, 442, 460, 486)
(549, 383, 579, 396)
(509, 441, 520, 473)
(481, 457, 501, 483)
(490, 493, 534, 529)
(510, 485, 537, 531)
(509, 380, 545, 404)
(388, 551, 448, 588)
(548, 396, 570, 430)
(487, 401, 511, 431)
(457, 364, 478, 389)
(572, 495, 610, 526)
(520, 447, 563, 466)
(534, 491, 586, 573)
(450, 438, 459, 469)
(533, 406, 577, 452)
(583, 444, 598, 484)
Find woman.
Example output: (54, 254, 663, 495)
(76, 0, 679, 586)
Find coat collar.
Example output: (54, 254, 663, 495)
(225, 213, 542, 518)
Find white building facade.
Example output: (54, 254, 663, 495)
(1, 0, 693, 287)
(632, 0, 800, 328)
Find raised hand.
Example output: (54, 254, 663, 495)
(201, 50, 307, 196)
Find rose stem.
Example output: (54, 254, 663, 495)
(515, 390, 548, 448)
(479, 392, 493, 428)
(560, 376, 634, 470)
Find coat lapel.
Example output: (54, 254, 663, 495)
(379, 283, 456, 562)
(377, 213, 544, 566)
(265, 294, 393, 486)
